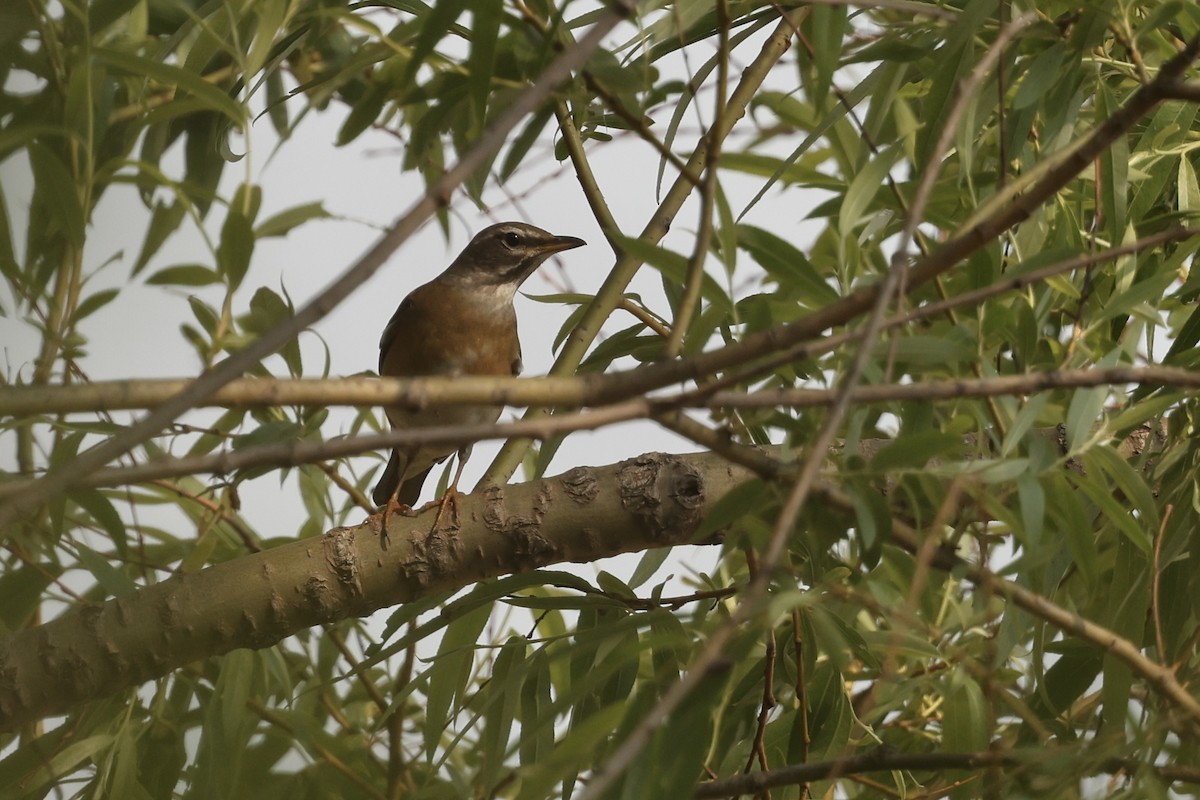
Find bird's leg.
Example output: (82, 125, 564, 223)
(427, 446, 471, 533)
(379, 492, 425, 549)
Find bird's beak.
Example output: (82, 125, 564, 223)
(538, 235, 586, 255)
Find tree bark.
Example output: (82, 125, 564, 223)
(0, 450, 748, 733)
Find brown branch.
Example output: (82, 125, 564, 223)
(0, 364, 1188, 497)
(706, 365, 1200, 408)
(0, 450, 745, 733)
(5, 361, 1200, 419)
(1159, 80, 1200, 102)
(693, 747, 1200, 798)
(0, 403, 647, 497)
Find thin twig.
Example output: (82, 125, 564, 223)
(2, 364, 1191, 495)
(694, 747, 1200, 798)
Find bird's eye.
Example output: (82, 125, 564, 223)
(502, 232, 521, 247)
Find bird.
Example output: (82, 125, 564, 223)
(372, 221, 586, 542)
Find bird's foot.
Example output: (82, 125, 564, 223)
(377, 497, 418, 550)
(415, 487, 461, 535)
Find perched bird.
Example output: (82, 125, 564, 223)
(373, 221, 585, 537)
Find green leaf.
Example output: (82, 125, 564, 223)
(254, 202, 330, 238)
(400, 0, 467, 91)
(943, 668, 989, 753)
(1013, 42, 1066, 110)
(71, 488, 128, 556)
(515, 703, 623, 800)
(480, 636, 525, 789)
(1097, 83, 1129, 243)
(838, 143, 901, 240)
(217, 210, 254, 290)
(1038, 643, 1102, 715)
(133, 200, 187, 276)
(27, 142, 85, 249)
(73, 288, 120, 322)
(1064, 383, 1107, 454)
(804, 660, 852, 760)
(613, 234, 731, 312)
(804, 3, 846, 108)
(1086, 446, 1160, 535)
(1072, 475, 1151, 554)
(737, 224, 839, 307)
(95, 45, 247, 126)
(518, 650, 554, 767)
(1178, 154, 1200, 214)
(915, 0, 989, 167)
(871, 430, 963, 471)
(75, 543, 137, 598)
(626, 547, 672, 591)
(146, 264, 221, 286)
(0, 564, 62, 631)
(24, 735, 115, 789)
(424, 601, 490, 755)
(847, 479, 889, 568)
(1017, 471, 1045, 546)
(0, 185, 16, 284)
(502, 106, 554, 180)
(642, 655, 732, 800)
(466, 0, 502, 136)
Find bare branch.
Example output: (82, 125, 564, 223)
(694, 747, 1200, 798)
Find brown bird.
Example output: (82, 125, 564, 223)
(373, 221, 585, 537)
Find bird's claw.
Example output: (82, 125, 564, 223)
(417, 488, 461, 535)
(377, 497, 415, 550)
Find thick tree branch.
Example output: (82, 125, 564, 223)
(0, 450, 742, 733)
(1, 434, 1189, 739)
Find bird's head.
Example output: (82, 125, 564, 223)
(446, 221, 585, 287)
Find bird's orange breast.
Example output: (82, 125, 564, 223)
(379, 279, 521, 380)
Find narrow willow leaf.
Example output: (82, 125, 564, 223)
(132, 200, 187, 276)
(254, 202, 330, 238)
(838, 143, 901, 240)
(75, 543, 137, 598)
(1013, 42, 1066, 110)
(95, 46, 246, 126)
(216, 210, 254, 290)
(805, 3, 846, 109)
(1178, 155, 1200, 214)
(514, 703, 622, 800)
(27, 142, 85, 249)
(465, 0, 502, 136)
(400, 0, 467, 91)
(479, 637, 525, 790)
(73, 288, 119, 322)
(424, 601, 490, 755)
(1098, 83, 1129, 243)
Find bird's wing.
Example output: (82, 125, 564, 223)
(378, 294, 413, 373)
